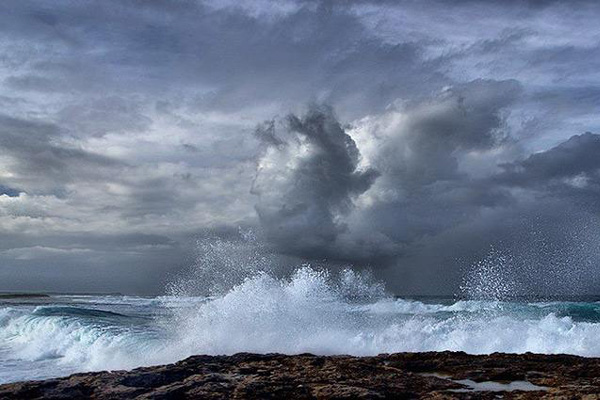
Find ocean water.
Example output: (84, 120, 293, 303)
(3, 266, 600, 384)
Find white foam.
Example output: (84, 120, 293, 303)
(166, 267, 600, 357)
(3, 266, 600, 384)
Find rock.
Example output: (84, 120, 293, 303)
(1, 351, 600, 399)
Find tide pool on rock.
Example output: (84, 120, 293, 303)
(0, 352, 598, 399)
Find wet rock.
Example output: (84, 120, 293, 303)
(1, 352, 599, 399)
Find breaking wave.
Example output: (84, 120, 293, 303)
(3, 265, 600, 383)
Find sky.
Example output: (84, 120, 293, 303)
(1, 0, 600, 295)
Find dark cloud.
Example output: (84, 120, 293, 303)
(0, 0, 599, 294)
(249, 80, 522, 266)
(252, 105, 378, 258)
(374, 79, 521, 188)
(0, 0, 446, 119)
(249, 78, 600, 296)
(370, 129, 600, 294)
(498, 132, 600, 185)
(0, 185, 20, 197)
(358, 80, 520, 248)
(0, 114, 124, 194)
(493, 132, 600, 217)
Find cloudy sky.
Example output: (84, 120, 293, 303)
(1, 0, 600, 295)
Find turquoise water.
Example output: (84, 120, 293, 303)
(2, 267, 600, 384)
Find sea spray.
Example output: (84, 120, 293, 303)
(5, 292, 600, 383)
(4, 238, 600, 384)
(459, 246, 517, 302)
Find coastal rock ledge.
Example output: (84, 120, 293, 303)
(1, 352, 600, 399)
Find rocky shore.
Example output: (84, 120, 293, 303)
(1, 351, 599, 399)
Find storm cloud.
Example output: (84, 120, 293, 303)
(253, 105, 378, 258)
(250, 80, 520, 260)
(498, 132, 600, 189)
(1, 0, 600, 294)
(251, 79, 600, 294)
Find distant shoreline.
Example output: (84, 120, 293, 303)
(0, 292, 125, 298)
(1, 351, 599, 399)
(0, 293, 51, 299)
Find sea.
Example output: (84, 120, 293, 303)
(2, 265, 600, 384)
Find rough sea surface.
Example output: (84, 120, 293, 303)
(3, 266, 600, 384)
